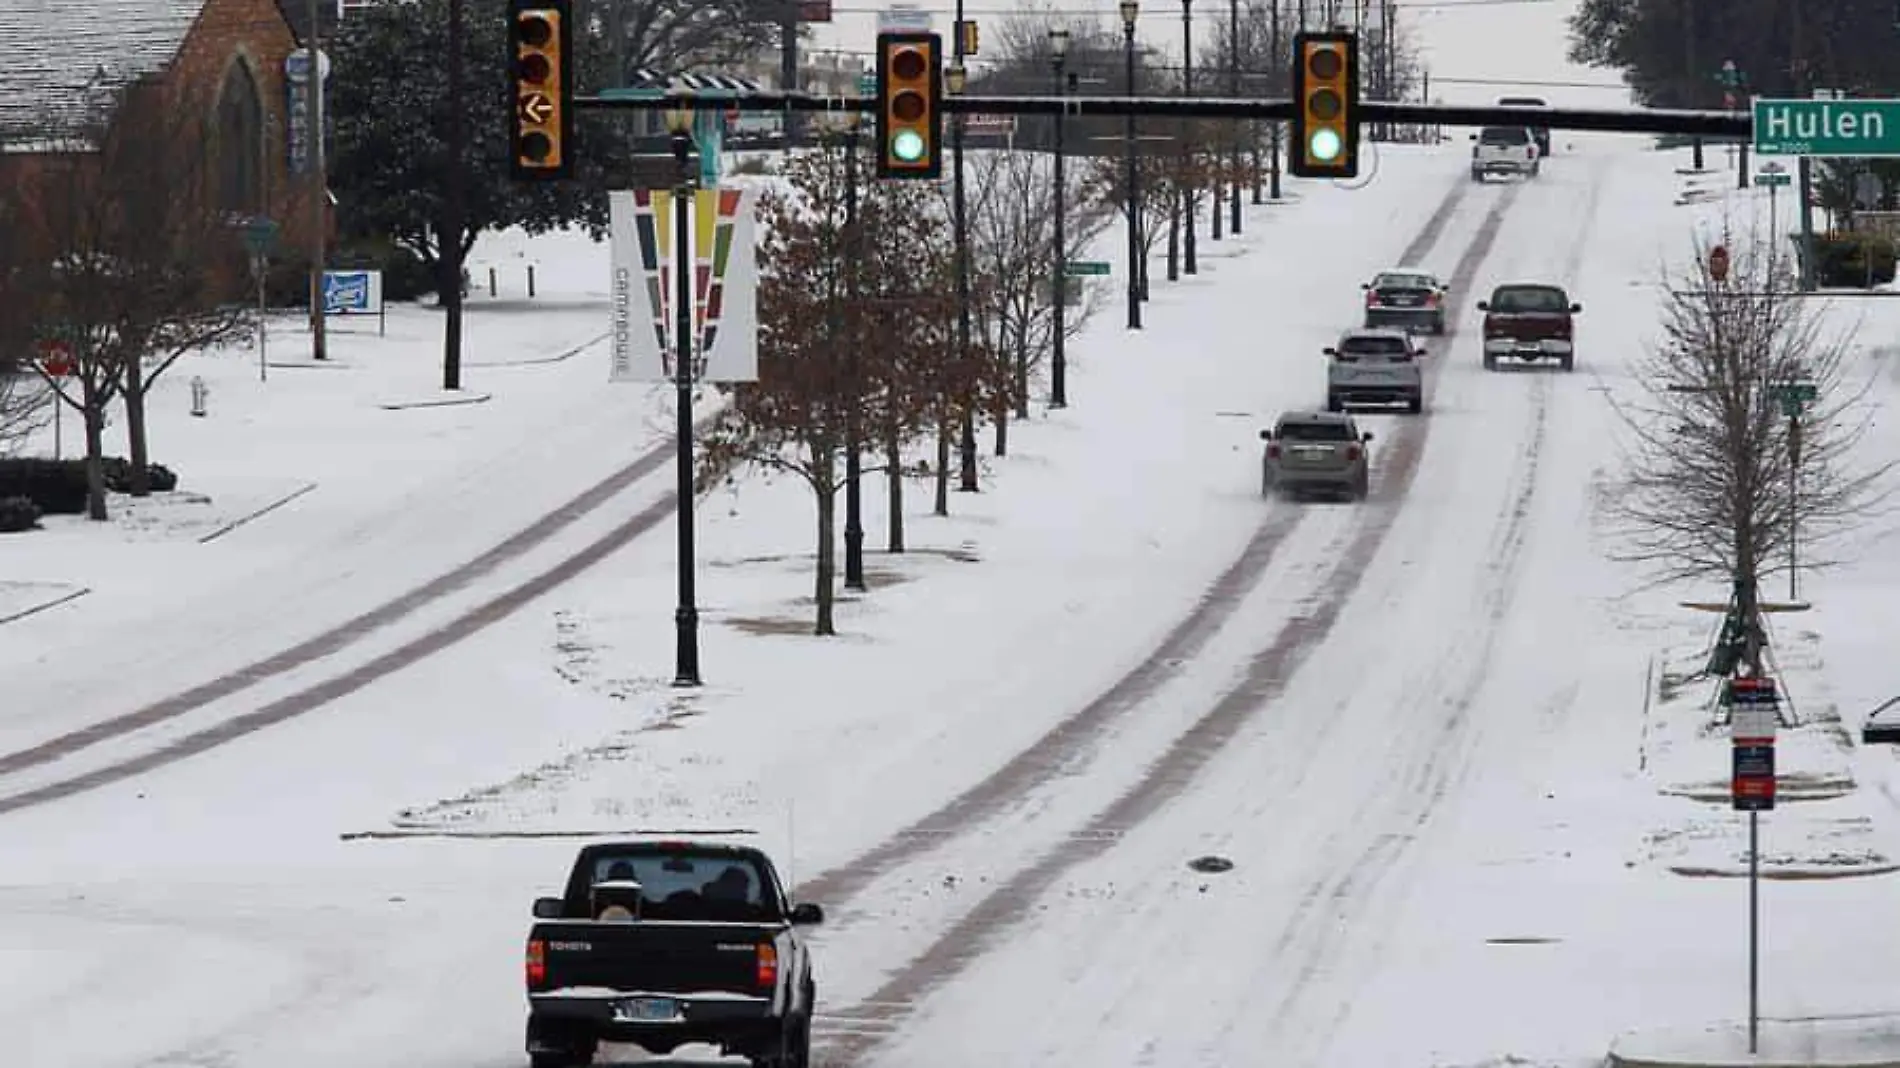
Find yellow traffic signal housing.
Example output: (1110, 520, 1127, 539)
(1289, 30, 1359, 179)
(876, 31, 943, 180)
(511, 0, 573, 180)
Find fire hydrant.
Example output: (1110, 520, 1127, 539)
(190, 376, 208, 417)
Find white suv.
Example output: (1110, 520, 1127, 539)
(1470, 126, 1539, 181)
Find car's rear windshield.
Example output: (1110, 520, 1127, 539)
(1278, 421, 1356, 442)
(1339, 335, 1411, 357)
(1490, 286, 1569, 312)
(1373, 273, 1431, 289)
(586, 850, 779, 921)
(1479, 126, 1530, 144)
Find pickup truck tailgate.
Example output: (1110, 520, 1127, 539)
(535, 920, 777, 995)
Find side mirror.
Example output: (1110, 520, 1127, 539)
(1569, 302, 1583, 312)
(1359, 282, 1371, 289)
(1468, 132, 1477, 140)
(1259, 429, 1273, 441)
(532, 897, 564, 919)
(1475, 301, 1490, 311)
(1362, 432, 1374, 442)
(1322, 347, 1338, 356)
(789, 902, 825, 925)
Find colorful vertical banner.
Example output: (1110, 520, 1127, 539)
(608, 186, 759, 384)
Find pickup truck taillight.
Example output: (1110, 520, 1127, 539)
(1266, 442, 1280, 459)
(1424, 292, 1440, 306)
(1345, 445, 1362, 461)
(526, 938, 548, 990)
(1364, 289, 1378, 307)
(756, 943, 779, 990)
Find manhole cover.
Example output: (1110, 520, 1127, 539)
(1188, 855, 1234, 874)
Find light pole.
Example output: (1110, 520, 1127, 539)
(1229, 0, 1243, 229)
(1180, 0, 1196, 275)
(948, 60, 978, 492)
(1268, 0, 1282, 199)
(305, 0, 329, 362)
(826, 115, 867, 591)
(665, 106, 702, 687)
(1121, 0, 1143, 330)
(1051, 27, 1071, 408)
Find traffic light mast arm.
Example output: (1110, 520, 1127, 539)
(570, 92, 1750, 137)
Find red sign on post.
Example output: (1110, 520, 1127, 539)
(37, 340, 75, 378)
(1709, 244, 1731, 283)
(1729, 674, 1778, 811)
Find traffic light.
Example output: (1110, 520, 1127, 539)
(876, 31, 943, 179)
(510, 0, 573, 180)
(1289, 30, 1359, 179)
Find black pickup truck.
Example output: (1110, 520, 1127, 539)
(523, 840, 825, 1068)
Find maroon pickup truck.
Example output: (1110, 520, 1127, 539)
(1477, 283, 1581, 371)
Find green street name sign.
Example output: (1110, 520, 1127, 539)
(1064, 260, 1111, 277)
(1753, 172, 1791, 186)
(1754, 98, 1900, 157)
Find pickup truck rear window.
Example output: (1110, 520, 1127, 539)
(1478, 127, 1530, 145)
(1489, 286, 1569, 312)
(588, 852, 779, 922)
(1278, 422, 1356, 443)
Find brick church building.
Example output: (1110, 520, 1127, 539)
(0, 0, 338, 249)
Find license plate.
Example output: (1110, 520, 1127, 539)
(613, 997, 680, 1022)
(1385, 295, 1418, 306)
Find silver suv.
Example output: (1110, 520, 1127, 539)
(1470, 125, 1539, 180)
(1260, 411, 1373, 501)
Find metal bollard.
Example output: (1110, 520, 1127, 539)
(190, 376, 209, 417)
(488, 266, 498, 297)
(527, 264, 536, 298)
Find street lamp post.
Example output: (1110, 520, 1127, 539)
(836, 115, 867, 591)
(948, 61, 978, 492)
(1120, 0, 1142, 330)
(665, 107, 702, 687)
(1051, 27, 1071, 408)
(1228, 0, 1243, 229)
(1180, 0, 1196, 275)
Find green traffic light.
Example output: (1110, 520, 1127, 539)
(891, 129, 926, 162)
(1309, 127, 1342, 163)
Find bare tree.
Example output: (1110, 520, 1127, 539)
(699, 144, 943, 635)
(590, 0, 784, 79)
(0, 198, 52, 456)
(1604, 218, 1892, 672)
(15, 86, 251, 514)
(963, 148, 1110, 453)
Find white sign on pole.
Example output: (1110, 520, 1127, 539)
(878, 4, 934, 32)
(608, 188, 759, 384)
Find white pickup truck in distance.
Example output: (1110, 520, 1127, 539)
(1470, 126, 1540, 180)
(1326, 328, 1424, 414)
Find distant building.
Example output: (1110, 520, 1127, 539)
(0, 0, 334, 246)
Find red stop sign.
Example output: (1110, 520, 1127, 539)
(1709, 245, 1730, 282)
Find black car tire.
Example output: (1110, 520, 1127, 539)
(1406, 394, 1423, 414)
(1483, 351, 1498, 371)
(1559, 353, 1575, 372)
(750, 1014, 813, 1068)
(1433, 314, 1446, 335)
(1326, 392, 1343, 412)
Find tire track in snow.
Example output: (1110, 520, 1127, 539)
(814, 181, 1527, 1066)
(792, 173, 1479, 911)
(1234, 156, 1614, 1065)
(0, 420, 720, 814)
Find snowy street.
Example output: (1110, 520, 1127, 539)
(10, 4, 1900, 1067)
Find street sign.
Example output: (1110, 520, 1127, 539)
(858, 73, 876, 95)
(1753, 97, 1900, 157)
(1709, 244, 1730, 282)
(877, 4, 933, 32)
(237, 216, 279, 258)
(1753, 172, 1791, 187)
(1732, 743, 1777, 810)
(1065, 260, 1111, 276)
(1771, 381, 1817, 417)
(797, 0, 832, 21)
(1729, 674, 1779, 812)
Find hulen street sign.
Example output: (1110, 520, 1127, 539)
(1753, 171, 1791, 187)
(1065, 260, 1111, 277)
(1753, 97, 1900, 157)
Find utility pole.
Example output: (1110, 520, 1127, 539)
(1121, 0, 1143, 330)
(1180, 0, 1196, 275)
(305, 0, 329, 361)
(1228, 0, 1242, 231)
(1268, 0, 1282, 199)
(443, 0, 466, 389)
(951, 15, 977, 493)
